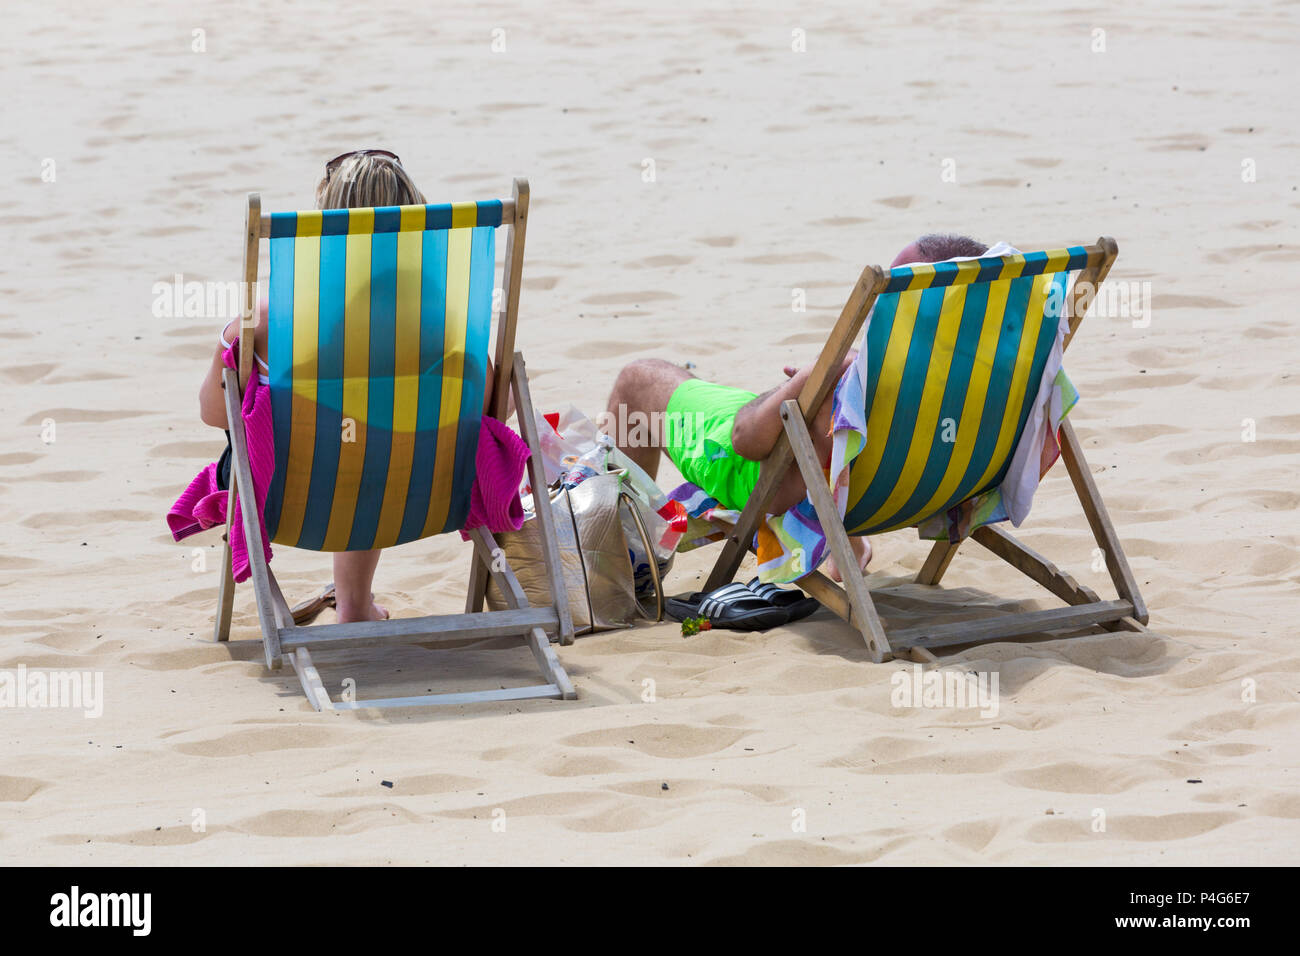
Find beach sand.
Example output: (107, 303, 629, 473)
(2, 0, 1298, 864)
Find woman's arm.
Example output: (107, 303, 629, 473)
(198, 339, 231, 428)
(198, 304, 268, 429)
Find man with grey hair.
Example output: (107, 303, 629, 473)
(605, 234, 988, 577)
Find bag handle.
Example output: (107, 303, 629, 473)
(618, 491, 664, 622)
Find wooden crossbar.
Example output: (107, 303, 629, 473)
(279, 606, 557, 651)
(888, 600, 1135, 651)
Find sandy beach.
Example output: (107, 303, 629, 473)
(2, 0, 1298, 865)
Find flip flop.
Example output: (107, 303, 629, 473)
(290, 584, 336, 625)
(665, 582, 792, 632)
(744, 577, 821, 624)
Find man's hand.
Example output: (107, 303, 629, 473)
(781, 349, 858, 385)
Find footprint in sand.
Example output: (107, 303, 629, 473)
(626, 254, 693, 268)
(171, 725, 346, 758)
(1027, 810, 1239, 844)
(24, 469, 102, 483)
(22, 408, 151, 426)
(707, 839, 894, 866)
(536, 753, 628, 778)
(323, 773, 483, 798)
(560, 723, 749, 759)
(564, 339, 664, 361)
(1001, 761, 1156, 794)
(0, 362, 56, 383)
(742, 251, 835, 265)
(51, 826, 213, 848)
(436, 791, 609, 821)
(234, 804, 424, 837)
(21, 509, 152, 528)
(1141, 133, 1211, 152)
(166, 342, 217, 361)
(0, 775, 49, 802)
(0, 556, 42, 571)
(580, 291, 679, 305)
(812, 216, 871, 227)
(148, 440, 224, 459)
(1150, 293, 1238, 310)
(1209, 243, 1300, 264)
(942, 819, 1001, 853)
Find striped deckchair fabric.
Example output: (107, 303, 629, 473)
(843, 247, 1089, 536)
(213, 182, 578, 710)
(262, 201, 502, 552)
(703, 235, 1150, 664)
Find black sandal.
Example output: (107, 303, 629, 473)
(745, 577, 820, 623)
(666, 582, 793, 632)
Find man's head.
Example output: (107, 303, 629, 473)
(891, 233, 988, 268)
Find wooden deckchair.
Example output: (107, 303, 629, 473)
(702, 238, 1148, 662)
(212, 180, 577, 709)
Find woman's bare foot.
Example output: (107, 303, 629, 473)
(336, 595, 389, 624)
(825, 535, 872, 583)
(332, 549, 386, 623)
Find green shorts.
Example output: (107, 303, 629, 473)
(664, 379, 761, 511)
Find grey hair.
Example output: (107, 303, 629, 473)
(913, 233, 989, 262)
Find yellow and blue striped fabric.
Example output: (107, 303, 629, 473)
(262, 201, 501, 551)
(842, 246, 1093, 536)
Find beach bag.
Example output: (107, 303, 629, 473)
(486, 471, 663, 632)
(531, 405, 685, 598)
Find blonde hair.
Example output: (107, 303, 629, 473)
(315, 152, 425, 210)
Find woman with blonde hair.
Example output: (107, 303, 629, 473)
(196, 149, 490, 623)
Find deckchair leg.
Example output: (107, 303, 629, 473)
(779, 400, 891, 662)
(222, 367, 282, 669)
(509, 351, 575, 645)
(1058, 421, 1148, 624)
(916, 539, 960, 586)
(702, 442, 797, 593)
(469, 527, 576, 698)
(288, 648, 334, 712)
(465, 556, 488, 614)
(971, 524, 1132, 634)
(214, 533, 235, 642)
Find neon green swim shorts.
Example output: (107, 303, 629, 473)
(664, 379, 761, 510)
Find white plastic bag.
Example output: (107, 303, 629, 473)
(528, 404, 686, 595)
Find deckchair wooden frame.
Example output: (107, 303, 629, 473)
(702, 237, 1148, 662)
(211, 180, 577, 709)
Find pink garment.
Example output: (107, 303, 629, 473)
(460, 415, 530, 540)
(167, 344, 274, 583)
(168, 340, 526, 567)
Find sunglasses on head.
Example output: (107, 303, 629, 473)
(324, 149, 402, 175)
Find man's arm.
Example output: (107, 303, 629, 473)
(731, 352, 856, 514)
(730, 373, 805, 462)
(732, 351, 856, 461)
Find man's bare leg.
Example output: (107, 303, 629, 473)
(604, 358, 693, 480)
